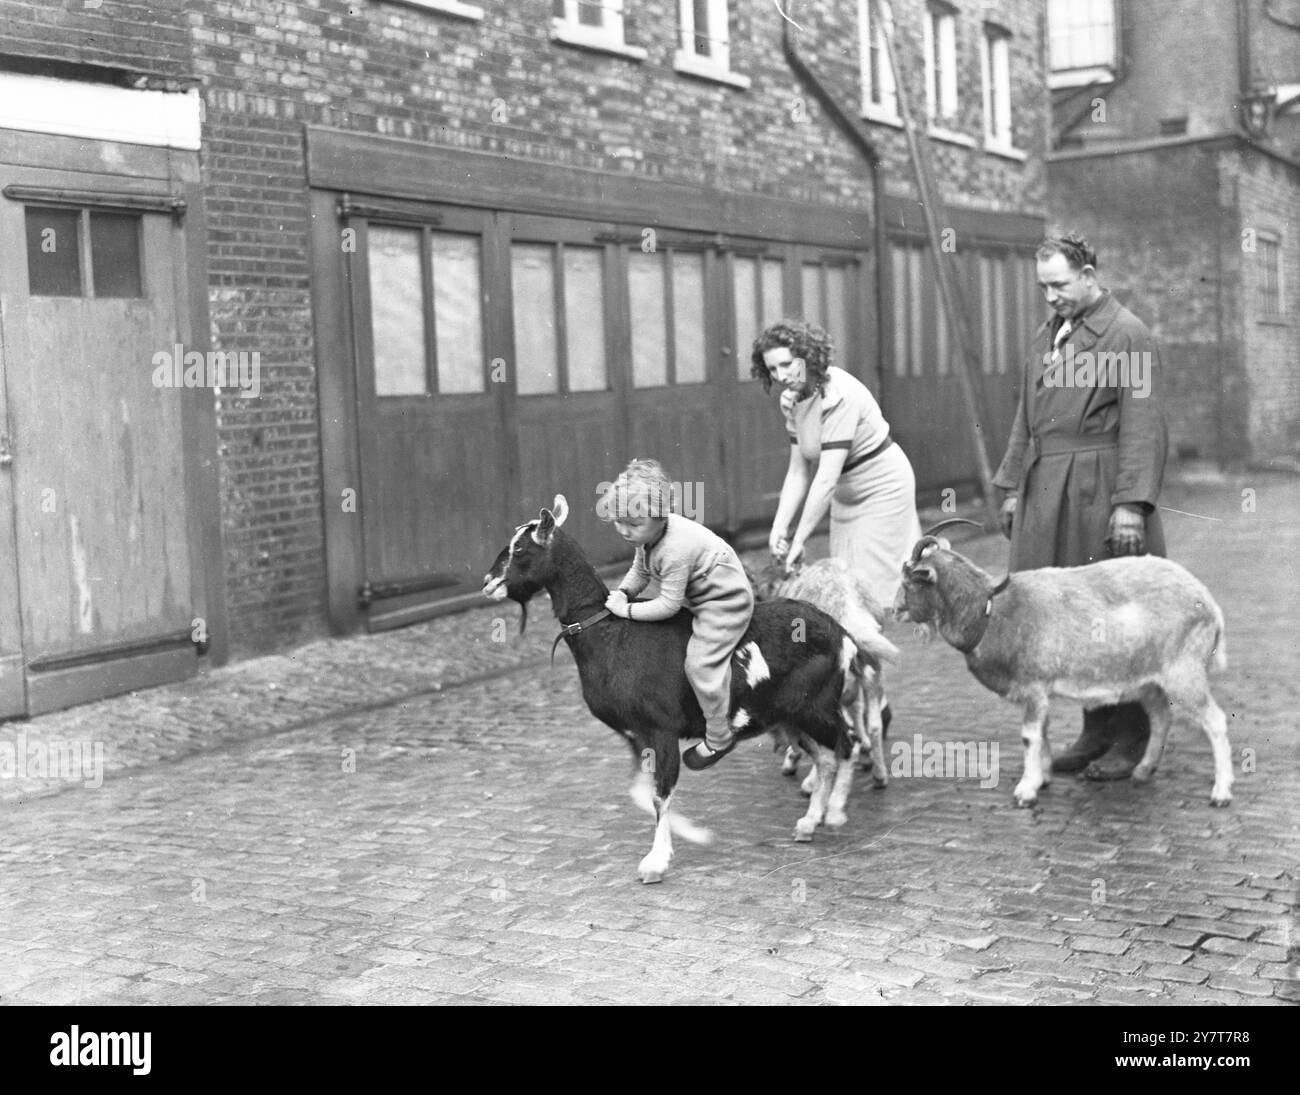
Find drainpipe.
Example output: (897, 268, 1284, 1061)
(780, 21, 889, 391)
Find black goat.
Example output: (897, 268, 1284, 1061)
(482, 495, 868, 883)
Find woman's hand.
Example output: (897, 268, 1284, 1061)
(604, 590, 630, 618)
(784, 539, 806, 572)
(769, 529, 790, 561)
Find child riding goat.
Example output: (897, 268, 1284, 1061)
(600, 459, 754, 771)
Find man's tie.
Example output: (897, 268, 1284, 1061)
(1050, 316, 1073, 365)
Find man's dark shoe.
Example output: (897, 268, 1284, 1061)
(1084, 703, 1151, 781)
(1052, 707, 1117, 774)
(682, 739, 737, 771)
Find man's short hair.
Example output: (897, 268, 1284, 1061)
(1036, 232, 1098, 272)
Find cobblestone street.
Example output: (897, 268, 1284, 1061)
(1, 476, 1297, 1006)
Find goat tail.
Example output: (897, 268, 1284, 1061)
(630, 772, 714, 846)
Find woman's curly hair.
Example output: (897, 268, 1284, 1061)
(749, 319, 834, 395)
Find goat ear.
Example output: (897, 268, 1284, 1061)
(532, 510, 555, 545)
(550, 494, 569, 528)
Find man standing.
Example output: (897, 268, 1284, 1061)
(993, 233, 1168, 780)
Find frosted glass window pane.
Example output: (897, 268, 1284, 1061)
(90, 212, 143, 298)
(370, 226, 427, 397)
(25, 207, 81, 297)
(733, 255, 758, 380)
(628, 252, 667, 388)
(936, 304, 950, 376)
(891, 246, 908, 378)
(672, 252, 706, 384)
(761, 258, 785, 323)
(980, 256, 995, 375)
(825, 265, 849, 365)
(993, 257, 1008, 374)
(432, 232, 484, 394)
(908, 249, 924, 377)
(512, 244, 559, 395)
(563, 247, 607, 391)
(802, 263, 823, 328)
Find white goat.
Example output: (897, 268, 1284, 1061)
(893, 533, 1232, 808)
(750, 557, 899, 789)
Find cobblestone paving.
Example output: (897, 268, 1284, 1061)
(0, 477, 1296, 1004)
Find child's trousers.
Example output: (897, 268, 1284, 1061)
(683, 555, 754, 723)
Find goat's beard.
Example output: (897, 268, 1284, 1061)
(516, 600, 528, 635)
(911, 621, 936, 644)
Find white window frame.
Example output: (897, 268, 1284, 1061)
(551, 0, 647, 61)
(674, 0, 750, 89)
(1258, 231, 1285, 319)
(923, 2, 959, 125)
(859, 0, 900, 126)
(386, 0, 484, 21)
(982, 25, 1024, 159)
(1047, 0, 1116, 89)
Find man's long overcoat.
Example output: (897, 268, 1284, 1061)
(993, 290, 1167, 571)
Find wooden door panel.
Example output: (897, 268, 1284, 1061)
(728, 383, 788, 526)
(6, 297, 192, 654)
(517, 396, 621, 565)
(366, 399, 510, 593)
(0, 166, 198, 711)
(626, 390, 728, 532)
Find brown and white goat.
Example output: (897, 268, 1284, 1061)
(893, 534, 1232, 808)
(750, 557, 898, 789)
(483, 495, 872, 883)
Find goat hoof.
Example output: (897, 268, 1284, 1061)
(1132, 762, 1154, 783)
(1210, 795, 1232, 808)
(1012, 786, 1038, 808)
(637, 852, 670, 883)
(825, 809, 848, 829)
(793, 819, 816, 842)
(872, 774, 888, 789)
(799, 772, 816, 797)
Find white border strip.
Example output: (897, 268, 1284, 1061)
(0, 72, 201, 151)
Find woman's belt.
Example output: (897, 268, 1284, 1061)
(842, 435, 893, 473)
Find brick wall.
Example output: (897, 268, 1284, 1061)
(1066, 0, 1238, 143)
(1048, 141, 1251, 466)
(1, 0, 1048, 656)
(186, 0, 1046, 654)
(1233, 146, 1300, 464)
(0, 0, 192, 80)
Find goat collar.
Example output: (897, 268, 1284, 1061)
(955, 574, 1012, 654)
(550, 607, 612, 666)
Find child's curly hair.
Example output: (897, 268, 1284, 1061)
(749, 319, 834, 395)
(597, 458, 673, 522)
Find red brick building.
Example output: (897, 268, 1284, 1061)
(0, 0, 1048, 710)
(1047, 0, 1300, 470)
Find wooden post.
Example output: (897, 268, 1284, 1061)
(874, 0, 1001, 528)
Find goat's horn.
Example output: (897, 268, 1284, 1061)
(909, 535, 942, 564)
(922, 517, 983, 538)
